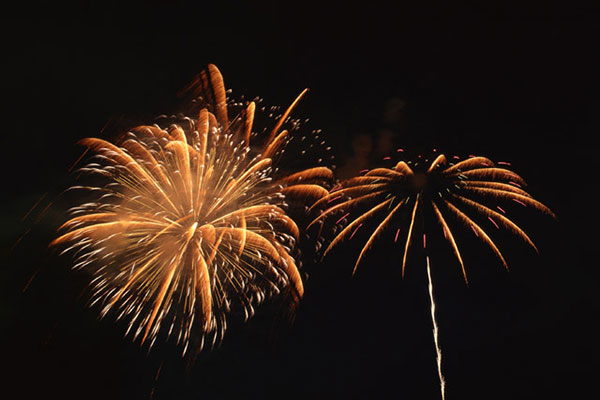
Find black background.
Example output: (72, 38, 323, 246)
(2, 1, 598, 399)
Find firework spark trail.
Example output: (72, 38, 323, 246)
(51, 65, 333, 354)
(426, 255, 445, 400)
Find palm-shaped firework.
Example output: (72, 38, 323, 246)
(311, 151, 554, 399)
(51, 65, 332, 355)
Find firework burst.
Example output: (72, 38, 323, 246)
(51, 65, 332, 354)
(312, 152, 554, 279)
(311, 151, 554, 398)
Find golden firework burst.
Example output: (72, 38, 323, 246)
(51, 65, 332, 354)
(311, 152, 554, 281)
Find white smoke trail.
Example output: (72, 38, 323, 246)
(426, 255, 446, 400)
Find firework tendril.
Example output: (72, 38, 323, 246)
(51, 65, 332, 355)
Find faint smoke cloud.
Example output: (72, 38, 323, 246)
(338, 97, 406, 180)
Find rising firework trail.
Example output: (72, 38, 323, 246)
(311, 151, 554, 398)
(51, 65, 333, 356)
(426, 253, 445, 399)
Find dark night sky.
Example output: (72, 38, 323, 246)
(2, 1, 598, 399)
